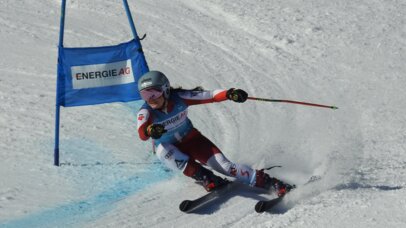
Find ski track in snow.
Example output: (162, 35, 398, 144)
(1, 0, 406, 227)
(1, 164, 172, 228)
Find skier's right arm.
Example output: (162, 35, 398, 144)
(137, 108, 152, 141)
(137, 109, 167, 140)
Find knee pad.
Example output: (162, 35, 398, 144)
(156, 143, 189, 171)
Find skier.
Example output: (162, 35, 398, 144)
(136, 71, 293, 196)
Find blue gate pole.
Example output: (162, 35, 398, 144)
(122, 0, 140, 39)
(54, 0, 67, 166)
(122, 0, 150, 73)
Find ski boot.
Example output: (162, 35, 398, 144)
(255, 169, 295, 197)
(192, 166, 229, 192)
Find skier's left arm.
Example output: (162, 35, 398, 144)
(178, 88, 248, 106)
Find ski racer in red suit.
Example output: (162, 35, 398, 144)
(137, 71, 292, 195)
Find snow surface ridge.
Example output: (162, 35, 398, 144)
(1, 163, 172, 228)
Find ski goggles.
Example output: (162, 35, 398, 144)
(140, 88, 164, 101)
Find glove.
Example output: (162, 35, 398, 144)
(146, 124, 167, 139)
(226, 88, 248, 103)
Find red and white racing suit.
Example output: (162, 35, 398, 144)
(137, 89, 256, 186)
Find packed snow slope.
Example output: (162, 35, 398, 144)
(1, 0, 405, 227)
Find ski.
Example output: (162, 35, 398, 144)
(179, 181, 234, 213)
(254, 175, 321, 213)
(254, 185, 295, 213)
(255, 195, 284, 213)
(180, 175, 321, 213)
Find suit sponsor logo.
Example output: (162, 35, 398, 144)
(165, 149, 174, 159)
(175, 159, 186, 169)
(158, 110, 188, 129)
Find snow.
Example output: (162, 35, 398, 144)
(1, 0, 405, 227)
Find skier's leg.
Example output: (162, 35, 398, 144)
(174, 130, 292, 193)
(175, 129, 256, 186)
(155, 143, 189, 171)
(206, 153, 256, 186)
(155, 143, 226, 191)
(207, 154, 294, 194)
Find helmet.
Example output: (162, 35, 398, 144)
(138, 71, 170, 99)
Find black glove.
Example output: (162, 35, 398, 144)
(146, 124, 167, 139)
(226, 88, 248, 103)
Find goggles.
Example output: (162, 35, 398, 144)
(140, 88, 163, 101)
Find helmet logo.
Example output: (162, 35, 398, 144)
(141, 80, 153, 88)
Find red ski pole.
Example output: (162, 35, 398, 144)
(247, 97, 338, 110)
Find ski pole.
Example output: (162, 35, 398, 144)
(248, 97, 338, 110)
